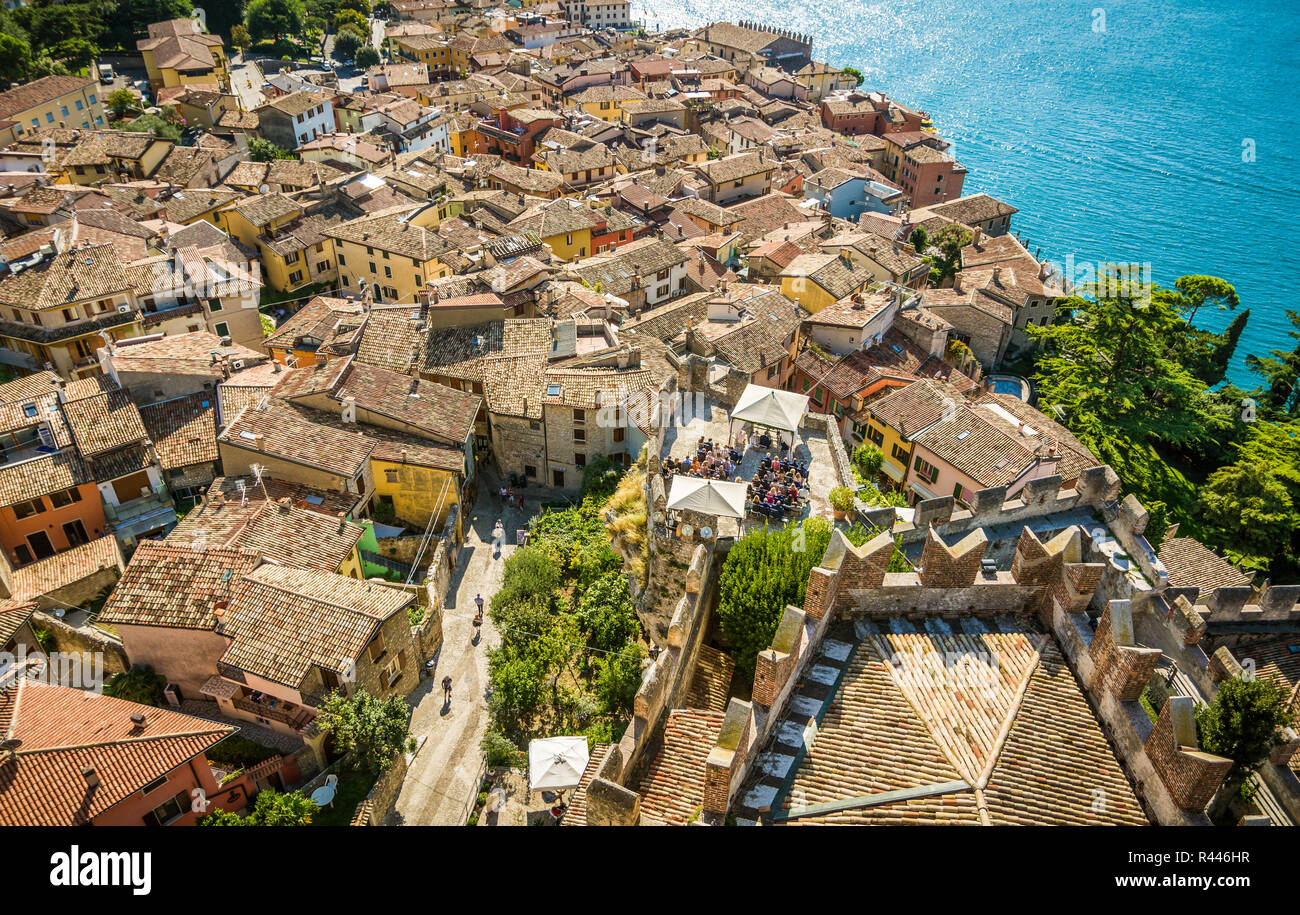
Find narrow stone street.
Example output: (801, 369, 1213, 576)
(389, 476, 533, 825)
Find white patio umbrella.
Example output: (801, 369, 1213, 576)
(528, 736, 590, 793)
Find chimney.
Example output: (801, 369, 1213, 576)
(991, 266, 1001, 285)
(81, 766, 100, 788)
(254, 433, 266, 450)
(130, 711, 147, 728)
(972, 227, 982, 246)
(953, 272, 963, 293)
(337, 511, 347, 535)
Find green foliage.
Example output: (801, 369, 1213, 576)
(841, 66, 864, 87)
(490, 546, 559, 617)
(103, 665, 166, 706)
(108, 87, 141, 117)
(354, 43, 379, 68)
(717, 517, 833, 677)
(1199, 421, 1300, 576)
(1143, 500, 1170, 552)
(247, 136, 295, 161)
(231, 23, 252, 51)
(206, 734, 279, 769)
(314, 689, 415, 773)
(908, 226, 928, 254)
(828, 485, 854, 513)
(486, 644, 547, 739)
(333, 8, 367, 34)
(580, 455, 623, 504)
(574, 571, 640, 652)
(121, 113, 181, 141)
(481, 731, 519, 768)
(331, 23, 365, 59)
(1246, 309, 1300, 418)
(246, 0, 307, 42)
(851, 443, 883, 482)
(11, 2, 105, 62)
(0, 34, 32, 83)
(407, 605, 425, 626)
(202, 788, 317, 825)
(101, 0, 193, 49)
(591, 642, 645, 714)
(1196, 675, 1292, 784)
(32, 626, 55, 653)
(528, 496, 617, 586)
(925, 223, 971, 283)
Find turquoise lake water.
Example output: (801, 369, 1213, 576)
(632, 0, 1300, 385)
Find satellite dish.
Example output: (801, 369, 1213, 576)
(258, 183, 271, 194)
(679, 523, 694, 538)
(53, 608, 66, 619)
(699, 525, 713, 540)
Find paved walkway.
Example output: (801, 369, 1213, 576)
(389, 475, 531, 825)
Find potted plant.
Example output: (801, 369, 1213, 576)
(829, 486, 854, 521)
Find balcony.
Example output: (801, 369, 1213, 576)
(476, 120, 524, 144)
(105, 488, 177, 539)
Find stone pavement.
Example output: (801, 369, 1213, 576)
(388, 475, 531, 825)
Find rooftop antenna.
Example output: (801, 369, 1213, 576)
(251, 462, 268, 501)
(236, 478, 247, 505)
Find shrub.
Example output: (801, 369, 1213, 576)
(206, 735, 279, 770)
(852, 443, 884, 481)
(574, 571, 640, 652)
(1196, 674, 1292, 785)
(829, 486, 855, 513)
(491, 546, 560, 616)
(717, 517, 832, 677)
(102, 665, 167, 706)
(314, 689, 416, 773)
(481, 731, 519, 768)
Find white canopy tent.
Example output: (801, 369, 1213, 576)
(666, 477, 749, 519)
(528, 736, 590, 793)
(730, 384, 809, 437)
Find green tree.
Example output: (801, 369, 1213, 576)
(102, 0, 194, 49)
(314, 689, 415, 773)
(1246, 309, 1300, 418)
(1196, 675, 1292, 786)
(246, 0, 307, 43)
(574, 571, 640, 653)
(1160, 274, 1240, 325)
(333, 8, 367, 34)
(926, 222, 971, 284)
(201, 788, 316, 825)
(340, 0, 370, 13)
(490, 545, 559, 617)
(841, 66, 864, 87)
(247, 136, 295, 160)
(1199, 421, 1300, 576)
(908, 226, 928, 254)
(717, 517, 832, 677)
(851, 442, 884, 481)
(121, 112, 182, 141)
(331, 23, 365, 60)
(1203, 308, 1249, 388)
(102, 665, 167, 705)
(354, 43, 379, 68)
(486, 644, 548, 738)
(108, 87, 141, 116)
(50, 37, 98, 71)
(481, 730, 518, 767)
(231, 23, 253, 53)
(0, 34, 33, 83)
(591, 642, 645, 714)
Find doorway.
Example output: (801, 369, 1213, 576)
(27, 531, 55, 560)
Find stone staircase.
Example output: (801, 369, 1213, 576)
(732, 626, 857, 825)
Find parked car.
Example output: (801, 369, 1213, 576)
(98, 63, 114, 84)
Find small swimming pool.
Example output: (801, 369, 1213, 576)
(987, 375, 1031, 401)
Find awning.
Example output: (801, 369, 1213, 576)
(730, 384, 808, 435)
(881, 459, 906, 482)
(666, 477, 748, 519)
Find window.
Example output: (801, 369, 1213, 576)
(613, 427, 624, 443)
(574, 453, 586, 468)
(207, 298, 223, 312)
(13, 498, 45, 519)
(414, 275, 421, 286)
(891, 442, 909, 463)
(368, 631, 387, 662)
(288, 270, 303, 284)
(385, 468, 399, 483)
(867, 425, 884, 447)
(75, 100, 84, 111)
(369, 261, 377, 274)
(144, 790, 189, 826)
(213, 322, 229, 338)
(48, 488, 82, 508)
(338, 253, 347, 265)
(524, 464, 537, 478)
(383, 651, 405, 686)
(383, 266, 392, 278)
(140, 775, 169, 796)
(913, 455, 938, 484)
(573, 427, 585, 443)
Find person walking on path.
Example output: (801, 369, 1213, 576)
(441, 675, 452, 704)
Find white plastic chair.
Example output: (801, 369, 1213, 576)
(324, 774, 338, 788)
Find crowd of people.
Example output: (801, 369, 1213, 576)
(747, 453, 810, 518)
(663, 434, 812, 520)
